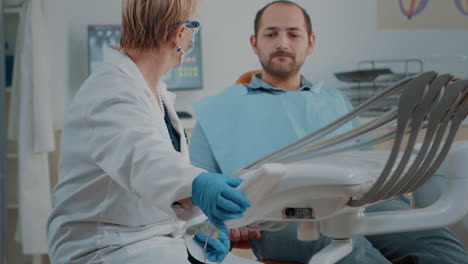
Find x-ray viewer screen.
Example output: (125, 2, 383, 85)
(88, 25, 203, 90)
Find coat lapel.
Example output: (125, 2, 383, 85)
(161, 88, 190, 162)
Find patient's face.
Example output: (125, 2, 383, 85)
(253, 4, 314, 78)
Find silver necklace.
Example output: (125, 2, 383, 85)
(119, 49, 165, 116)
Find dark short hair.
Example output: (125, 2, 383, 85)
(254, 1, 313, 38)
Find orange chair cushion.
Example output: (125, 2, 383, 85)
(232, 240, 251, 249)
(235, 70, 263, 84)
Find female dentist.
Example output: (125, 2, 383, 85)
(46, 1, 250, 263)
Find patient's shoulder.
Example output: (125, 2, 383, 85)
(321, 87, 341, 95)
(193, 84, 246, 113)
(223, 84, 248, 95)
(319, 87, 348, 100)
(203, 84, 247, 101)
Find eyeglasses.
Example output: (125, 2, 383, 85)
(175, 20, 201, 35)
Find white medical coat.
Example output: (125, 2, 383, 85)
(47, 47, 204, 264)
(8, 0, 55, 254)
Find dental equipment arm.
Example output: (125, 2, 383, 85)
(240, 72, 429, 173)
(222, 142, 468, 264)
(185, 72, 468, 264)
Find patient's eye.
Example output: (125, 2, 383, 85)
(289, 31, 302, 38)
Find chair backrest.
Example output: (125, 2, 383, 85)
(235, 70, 263, 85)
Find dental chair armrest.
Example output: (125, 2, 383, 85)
(321, 143, 468, 238)
(321, 177, 468, 238)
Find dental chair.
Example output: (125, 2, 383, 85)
(235, 70, 263, 85)
(185, 71, 468, 264)
(413, 140, 468, 249)
(231, 69, 296, 264)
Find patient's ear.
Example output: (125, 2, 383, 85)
(307, 33, 316, 56)
(250, 35, 259, 55)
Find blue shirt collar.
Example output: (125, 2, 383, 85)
(245, 73, 323, 94)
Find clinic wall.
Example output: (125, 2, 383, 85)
(63, 0, 265, 112)
(65, 0, 122, 102)
(301, 1, 468, 88)
(63, 0, 468, 119)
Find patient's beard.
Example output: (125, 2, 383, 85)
(259, 51, 306, 78)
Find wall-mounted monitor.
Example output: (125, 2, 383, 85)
(87, 25, 203, 90)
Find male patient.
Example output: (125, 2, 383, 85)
(189, 1, 468, 263)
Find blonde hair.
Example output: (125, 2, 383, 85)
(120, 0, 200, 52)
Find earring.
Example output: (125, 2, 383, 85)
(177, 47, 182, 52)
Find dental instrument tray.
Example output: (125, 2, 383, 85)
(337, 59, 425, 117)
(334, 68, 393, 83)
(335, 59, 424, 84)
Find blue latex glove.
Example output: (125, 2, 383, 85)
(194, 231, 230, 262)
(191, 172, 251, 233)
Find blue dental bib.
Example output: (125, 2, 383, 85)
(193, 84, 359, 175)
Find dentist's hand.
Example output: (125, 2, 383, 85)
(191, 172, 251, 233)
(194, 231, 230, 262)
